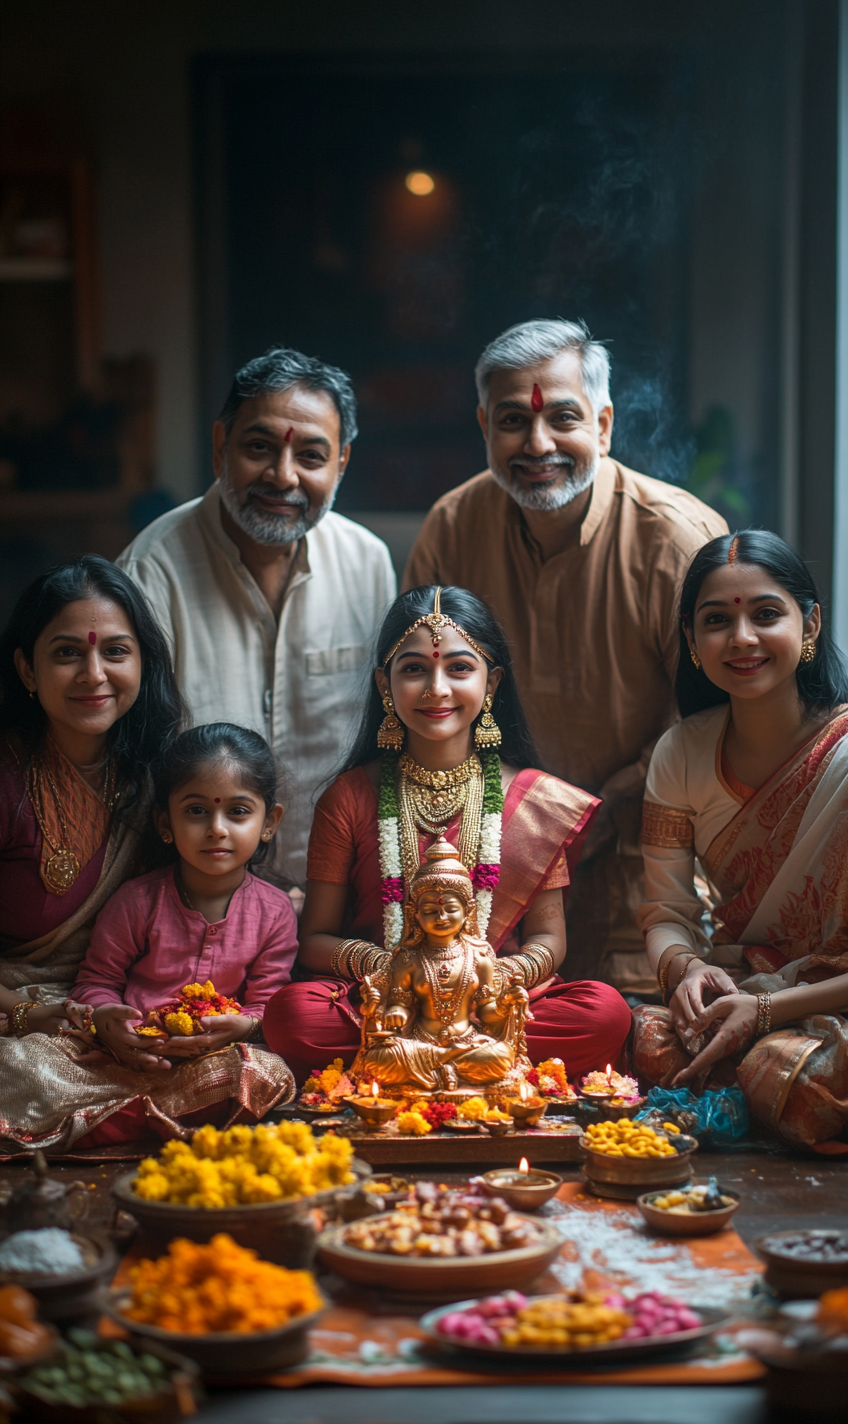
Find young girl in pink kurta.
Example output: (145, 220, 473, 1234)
(67, 724, 297, 1146)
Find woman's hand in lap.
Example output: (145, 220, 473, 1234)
(92, 1005, 171, 1071)
(162, 1013, 256, 1058)
(670, 961, 739, 1032)
(672, 993, 758, 1084)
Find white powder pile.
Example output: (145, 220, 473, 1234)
(0, 1227, 86, 1275)
(543, 1200, 761, 1310)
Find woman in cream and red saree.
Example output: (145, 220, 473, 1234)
(632, 531, 848, 1153)
(263, 586, 631, 1082)
(0, 557, 292, 1150)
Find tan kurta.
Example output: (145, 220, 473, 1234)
(404, 458, 727, 990)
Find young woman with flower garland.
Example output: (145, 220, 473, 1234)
(263, 586, 631, 1083)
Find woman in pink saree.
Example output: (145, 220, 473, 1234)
(633, 531, 848, 1152)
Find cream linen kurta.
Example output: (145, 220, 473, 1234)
(404, 459, 726, 990)
(117, 485, 396, 888)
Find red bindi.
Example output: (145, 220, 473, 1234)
(88, 631, 97, 645)
(531, 383, 544, 412)
(734, 597, 741, 604)
(214, 797, 221, 803)
(284, 427, 294, 443)
(432, 651, 439, 658)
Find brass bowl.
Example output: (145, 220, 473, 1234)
(579, 1135, 698, 1200)
(0, 1232, 117, 1325)
(111, 1159, 371, 1269)
(317, 1213, 563, 1303)
(342, 1096, 399, 1128)
(102, 1287, 324, 1379)
(482, 1117, 515, 1137)
(481, 1168, 562, 1211)
(596, 1097, 648, 1122)
(753, 1230, 848, 1300)
(637, 1188, 740, 1237)
(506, 1099, 548, 1129)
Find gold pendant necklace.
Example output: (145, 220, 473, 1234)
(29, 748, 117, 895)
(397, 754, 484, 887)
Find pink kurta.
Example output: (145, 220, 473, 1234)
(74, 864, 298, 1020)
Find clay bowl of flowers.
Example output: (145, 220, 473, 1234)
(0, 1233, 118, 1326)
(103, 1286, 326, 1379)
(111, 1124, 371, 1270)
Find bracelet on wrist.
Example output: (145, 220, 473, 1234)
(756, 991, 772, 1037)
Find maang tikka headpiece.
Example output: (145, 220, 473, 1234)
(382, 587, 492, 666)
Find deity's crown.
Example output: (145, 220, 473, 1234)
(409, 835, 474, 905)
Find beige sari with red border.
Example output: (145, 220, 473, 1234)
(633, 710, 848, 1150)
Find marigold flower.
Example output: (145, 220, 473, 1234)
(457, 1096, 489, 1120)
(396, 1110, 432, 1136)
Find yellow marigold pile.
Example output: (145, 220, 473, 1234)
(134, 980, 242, 1038)
(397, 1109, 431, 1136)
(302, 1058, 346, 1096)
(123, 1233, 322, 1334)
(457, 1097, 489, 1121)
(132, 1122, 355, 1207)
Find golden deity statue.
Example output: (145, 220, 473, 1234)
(352, 838, 531, 1094)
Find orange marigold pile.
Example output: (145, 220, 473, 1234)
(134, 980, 242, 1038)
(123, 1233, 322, 1334)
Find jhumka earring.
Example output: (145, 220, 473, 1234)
(377, 692, 405, 751)
(161, 831, 173, 844)
(474, 694, 502, 749)
(800, 640, 817, 663)
(690, 649, 701, 671)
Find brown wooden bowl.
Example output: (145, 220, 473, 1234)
(316, 1214, 563, 1304)
(0, 1233, 118, 1325)
(579, 1135, 698, 1200)
(111, 1159, 370, 1269)
(596, 1097, 648, 1122)
(753, 1230, 848, 1300)
(10, 1334, 201, 1422)
(102, 1286, 325, 1379)
(637, 1188, 740, 1237)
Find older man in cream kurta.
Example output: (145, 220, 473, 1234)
(405, 321, 726, 993)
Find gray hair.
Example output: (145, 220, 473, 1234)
(475, 319, 611, 414)
(218, 345, 359, 446)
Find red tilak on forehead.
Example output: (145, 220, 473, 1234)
(284, 427, 294, 443)
(214, 797, 221, 803)
(531, 384, 544, 412)
(735, 597, 741, 604)
(88, 631, 97, 645)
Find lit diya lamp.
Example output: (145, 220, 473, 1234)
(581, 1064, 640, 1103)
(344, 1080, 400, 1129)
(506, 1080, 548, 1128)
(481, 1157, 563, 1211)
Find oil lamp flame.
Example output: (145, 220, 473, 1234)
(371, 1081, 380, 1099)
(519, 1081, 529, 1102)
(518, 1158, 529, 1175)
(605, 1064, 613, 1085)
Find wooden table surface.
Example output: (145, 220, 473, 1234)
(2, 1147, 844, 1422)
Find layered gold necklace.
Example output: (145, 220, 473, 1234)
(397, 752, 483, 886)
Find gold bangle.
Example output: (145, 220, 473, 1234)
(756, 991, 772, 1037)
(522, 943, 555, 979)
(661, 951, 699, 1006)
(12, 1001, 34, 1038)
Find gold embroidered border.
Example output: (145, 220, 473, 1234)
(641, 801, 694, 849)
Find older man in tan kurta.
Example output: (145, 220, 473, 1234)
(405, 320, 726, 993)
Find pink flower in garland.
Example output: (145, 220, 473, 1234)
(472, 864, 500, 890)
(381, 877, 405, 904)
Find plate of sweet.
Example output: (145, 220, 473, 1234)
(422, 1288, 728, 1364)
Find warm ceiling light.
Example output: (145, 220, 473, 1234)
(405, 170, 435, 196)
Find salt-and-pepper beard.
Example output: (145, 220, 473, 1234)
(490, 450, 599, 512)
(219, 463, 338, 546)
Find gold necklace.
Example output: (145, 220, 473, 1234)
(28, 753, 117, 894)
(420, 942, 475, 1042)
(397, 754, 484, 886)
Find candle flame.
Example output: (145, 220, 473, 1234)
(519, 1081, 529, 1102)
(605, 1064, 613, 1082)
(371, 1081, 379, 1099)
(519, 1157, 529, 1175)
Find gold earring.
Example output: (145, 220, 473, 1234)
(474, 694, 502, 749)
(800, 640, 817, 663)
(261, 830, 271, 841)
(690, 649, 701, 671)
(161, 832, 173, 844)
(376, 692, 404, 752)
